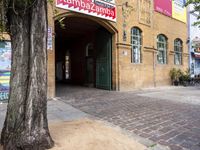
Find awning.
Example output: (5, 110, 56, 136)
(192, 52, 200, 58)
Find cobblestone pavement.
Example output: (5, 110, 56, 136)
(56, 85, 200, 150)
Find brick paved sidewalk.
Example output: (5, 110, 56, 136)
(1, 86, 200, 150)
(56, 86, 200, 150)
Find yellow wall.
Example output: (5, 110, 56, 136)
(47, 0, 189, 97)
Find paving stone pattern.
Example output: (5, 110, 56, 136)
(57, 86, 200, 150)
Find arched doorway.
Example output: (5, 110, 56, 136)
(55, 16, 114, 95)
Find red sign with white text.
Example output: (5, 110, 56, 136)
(154, 0, 172, 17)
(56, 0, 116, 22)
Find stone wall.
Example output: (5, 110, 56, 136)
(47, 0, 189, 97)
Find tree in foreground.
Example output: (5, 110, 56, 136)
(186, 0, 200, 27)
(0, 0, 54, 149)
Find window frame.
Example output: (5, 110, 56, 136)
(174, 38, 183, 65)
(157, 34, 168, 64)
(131, 27, 142, 64)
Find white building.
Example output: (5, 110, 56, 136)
(188, 5, 200, 77)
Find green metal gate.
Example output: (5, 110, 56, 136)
(96, 28, 112, 90)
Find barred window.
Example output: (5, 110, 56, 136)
(174, 39, 183, 65)
(157, 34, 167, 64)
(131, 27, 142, 63)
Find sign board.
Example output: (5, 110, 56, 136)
(56, 0, 116, 22)
(95, 0, 115, 4)
(154, 0, 172, 17)
(47, 27, 53, 50)
(172, 0, 187, 23)
(0, 41, 11, 101)
(154, 0, 186, 23)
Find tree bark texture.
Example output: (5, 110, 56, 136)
(0, 0, 54, 149)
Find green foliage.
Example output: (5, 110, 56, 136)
(170, 68, 191, 86)
(180, 69, 190, 82)
(169, 68, 183, 81)
(48, 0, 54, 3)
(1, 0, 36, 14)
(0, 0, 66, 36)
(185, 0, 200, 27)
(0, 0, 57, 36)
(0, 0, 6, 40)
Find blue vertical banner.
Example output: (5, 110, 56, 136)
(0, 41, 11, 101)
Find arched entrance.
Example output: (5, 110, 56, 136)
(55, 15, 116, 96)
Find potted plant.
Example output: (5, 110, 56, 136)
(179, 69, 190, 86)
(169, 68, 182, 86)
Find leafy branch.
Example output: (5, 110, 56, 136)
(185, 0, 200, 28)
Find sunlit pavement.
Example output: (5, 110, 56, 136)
(1, 86, 200, 150)
(0, 99, 88, 130)
(56, 86, 200, 150)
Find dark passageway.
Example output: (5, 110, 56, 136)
(55, 17, 112, 96)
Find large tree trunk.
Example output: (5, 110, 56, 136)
(0, 0, 54, 149)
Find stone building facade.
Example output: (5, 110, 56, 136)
(47, 0, 189, 98)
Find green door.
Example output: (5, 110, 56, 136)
(96, 28, 112, 90)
